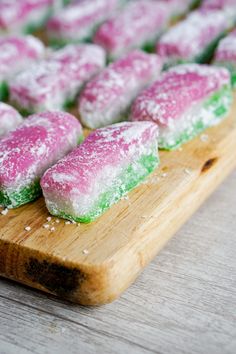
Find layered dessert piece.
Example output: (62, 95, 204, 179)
(0, 0, 57, 34)
(79, 50, 163, 128)
(157, 10, 232, 67)
(93, 0, 170, 59)
(0, 103, 23, 139)
(0, 111, 83, 208)
(47, 0, 122, 46)
(41, 122, 159, 223)
(9, 44, 106, 114)
(213, 30, 236, 87)
(130, 64, 232, 150)
(0, 35, 45, 100)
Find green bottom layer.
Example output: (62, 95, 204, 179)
(0, 81, 9, 101)
(0, 136, 84, 208)
(215, 62, 236, 88)
(159, 84, 232, 151)
(0, 181, 41, 209)
(232, 73, 236, 88)
(11, 96, 78, 117)
(47, 151, 159, 223)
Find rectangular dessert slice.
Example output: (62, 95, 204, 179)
(0, 35, 45, 101)
(130, 64, 232, 150)
(93, 0, 170, 59)
(9, 44, 106, 114)
(0, 103, 23, 139)
(79, 50, 163, 128)
(157, 10, 232, 68)
(0, 0, 57, 34)
(41, 122, 159, 223)
(213, 30, 236, 87)
(0, 111, 83, 208)
(47, 0, 122, 46)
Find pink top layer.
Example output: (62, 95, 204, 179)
(0, 103, 22, 138)
(79, 50, 162, 127)
(0, 0, 54, 30)
(0, 111, 82, 190)
(201, 0, 236, 9)
(157, 10, 230, 60)
(93, 0, 170, 58)
(0, 35, 45, 81)
(214, 30, 236, 62)
(131, 64, 230, 126)
(47, 0, 120, 41)
(10, 44, 105, 107)
(49, 43, 106, 72)
(41, 121, 158, 197)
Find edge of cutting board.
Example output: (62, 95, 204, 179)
(0, 96, 236, 305)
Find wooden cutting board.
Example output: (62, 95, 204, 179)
(0, 94, 236, 306)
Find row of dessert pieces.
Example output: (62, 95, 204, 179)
(0, 0, 215, 45)
(0, 0, 69, 35)
(1, 0, 236, 112)
(45, 0, 236, 63)
(0, 60, 234, 223)
(45, 0, 236, 62)
(0, 29, 235, 134)
(1, 0, 236, 62)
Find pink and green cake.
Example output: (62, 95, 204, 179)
(79, 50, 163, 128)
(93, 0, 170, 59)
(41, 122, 159, 223)
(9, 44, 106, 114)
(157, 10, 232, 68)
(0, 35, 45, 101)
(130, 64, 232, 150)
(0, 111, 83, 208)
(47, 0, 123, 47)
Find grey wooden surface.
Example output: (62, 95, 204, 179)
(0, 170, 235, 354)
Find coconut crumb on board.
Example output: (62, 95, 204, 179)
(24, 226, 31, 231)
(1, 208, 8, 215)
(184, 168, 193, 175)
(161, 172, 168, 178)
(82, 249, 89, 255)
(200, 134, 209, 142)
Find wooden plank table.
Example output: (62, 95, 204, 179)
(0, 169, 235, 353)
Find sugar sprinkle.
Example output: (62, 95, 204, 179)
(1, 208, 8, 215)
